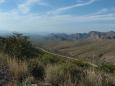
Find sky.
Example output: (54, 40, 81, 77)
(0, 0, 115, 33)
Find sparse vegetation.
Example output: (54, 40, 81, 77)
(0, 34, 115, 86)
(36, 40, 115, 64)
(99, 63, 115, 73)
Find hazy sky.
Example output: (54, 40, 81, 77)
(0, 0, 115, 33)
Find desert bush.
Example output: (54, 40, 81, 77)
(0, 33, 40, 59)
(40, 53, 61, 65)
(46, 63, 115, 86)
(7, 58, 28, 85)
(69, 60, 90, 68)
(46, 63, 86, 86)
(84, 69, 115, 86)
(99, 63, 115, 73)
(45, 64, 64, 86)
(28, 60, 45, 80)
(0, 54, 28, 86)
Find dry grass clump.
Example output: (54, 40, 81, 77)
(45, 63, 115, 86)
(6, 58, 28, 85)
(84, 69, 115, 86)
(7, 58, 28, 79)
(45, 63, 86, 86)
(0, 52, 115, 86)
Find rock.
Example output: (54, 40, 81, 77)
(0, 64, 11, 85)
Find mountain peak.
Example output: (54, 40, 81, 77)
(45, 31, 115, 41)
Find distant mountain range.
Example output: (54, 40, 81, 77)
(43, 31, 115, 40)
(1, 31, 115, 41)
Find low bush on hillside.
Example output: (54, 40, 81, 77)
(46, 63, 115, 86)
(0, 33, 41, 59)
(99, 63, 115, 73)
(28, 60, 45, 80)
(40, 53, 65, 65)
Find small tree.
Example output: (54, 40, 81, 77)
(0, 33, 39, 59)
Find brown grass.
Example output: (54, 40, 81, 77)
(0, 53, 115, 86)
(6, 58, 28, 81)
(45, 64, 115, 86)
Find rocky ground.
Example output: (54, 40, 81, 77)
(0, 63, 11, 85)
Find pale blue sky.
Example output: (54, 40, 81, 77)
(0, 0, 115, 33)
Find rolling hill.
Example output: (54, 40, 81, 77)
(31, 31, 115, 65)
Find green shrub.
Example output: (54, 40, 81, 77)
(40, 53, 61, 65)
(28, 60, 45, 80)
(60, 62, 86, 83)
(0, 33, 40, 59)
(99, 63, 115, 73)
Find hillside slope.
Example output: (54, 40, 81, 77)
(36, 40, 115, 64)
